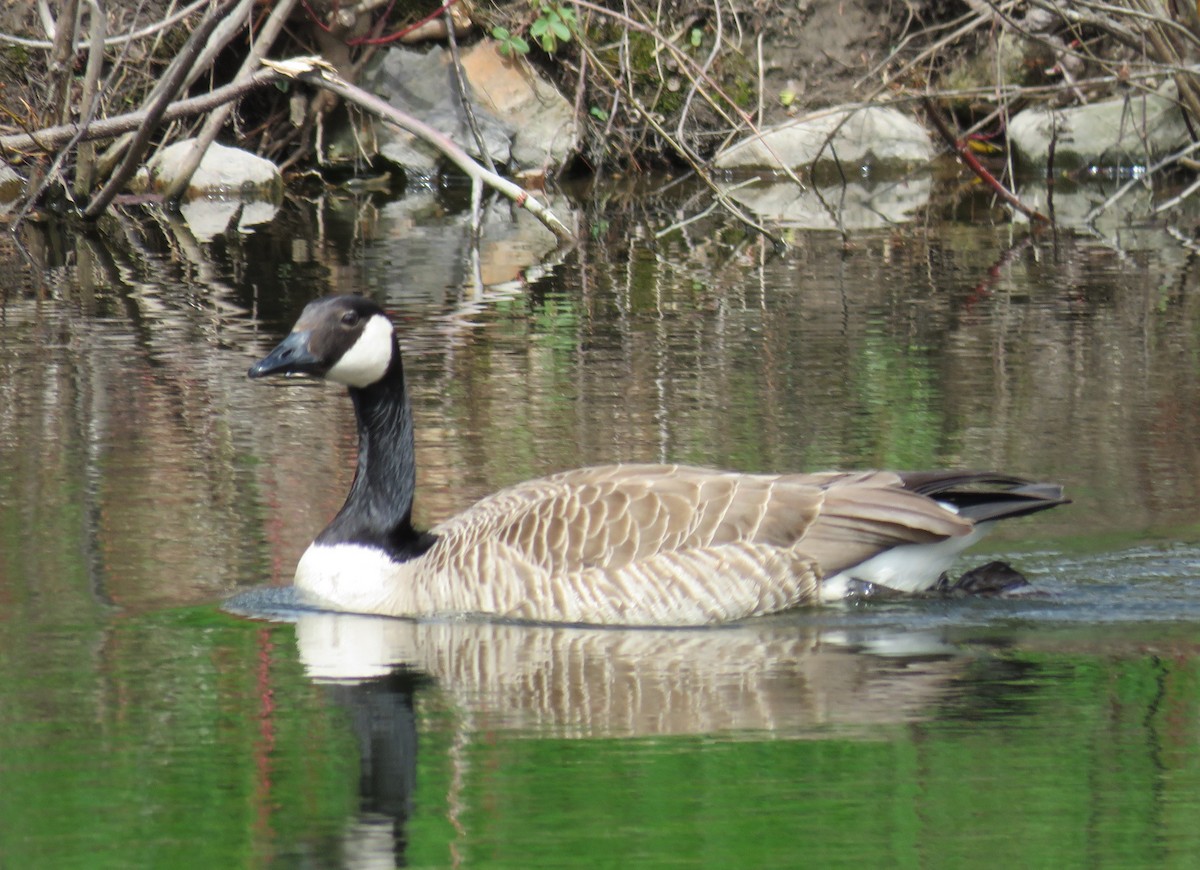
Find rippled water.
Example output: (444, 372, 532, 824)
(1, 179, 1199, 867)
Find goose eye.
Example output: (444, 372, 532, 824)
(340, 310, 360, 328)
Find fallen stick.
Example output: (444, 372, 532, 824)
(923, 97, 1051, 225)
(262, 56, 574, 243)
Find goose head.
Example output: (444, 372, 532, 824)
(248, 295, 396, 389)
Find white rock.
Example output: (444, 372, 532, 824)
(136, 139, 282, 200)
(1008, 83, 1190, 167)
(715, 105, 934, 173)
(179, 199, 279, 242)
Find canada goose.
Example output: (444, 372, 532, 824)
(248, 294, 1068, 626)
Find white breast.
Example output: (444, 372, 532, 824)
(295, 542, 406, 613)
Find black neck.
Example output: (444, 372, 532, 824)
(316, 343, 432, 559)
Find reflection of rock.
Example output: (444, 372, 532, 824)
(1009, 84, 1190, 169)
(295, 612, 962, 737)
(341, 190, 570, 322)
(1012, 177, 1157, 231)
(715, 106, 933, 173)
(721, 175, 932, 229)
(177, 199, 279, 242)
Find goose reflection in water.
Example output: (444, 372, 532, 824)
(227, 585, 979, 866)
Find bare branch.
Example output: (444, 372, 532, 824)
(263, 58, 575, 242)
(0, 0, 212, 50)
(0, 69, 281, 156)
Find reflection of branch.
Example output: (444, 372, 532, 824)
(264, 57, 575, 243)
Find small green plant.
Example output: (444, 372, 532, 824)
(492, 26, 530, 56)
(589, 106, 608, 122)
(529, 2, 576, 53)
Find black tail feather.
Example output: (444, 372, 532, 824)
(897, 471, 1069, 524)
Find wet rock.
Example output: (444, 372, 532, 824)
(134, 139, 283, 201)
(1008, 83, 1190, 169)
(355, 40, 578, 176)
(715, 105, 934, 174)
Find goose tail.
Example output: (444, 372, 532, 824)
(898, 471, 1069, 524)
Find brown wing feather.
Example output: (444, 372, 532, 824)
(432, 464, 829, 570)
(420, 463, 991, 623)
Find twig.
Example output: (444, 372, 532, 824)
(161, 0, 287, 202)
(263, 57, 575, 242)
(0, 68, 281, 155)
(676, 0, 721, 143)
(45, 0, 81, 125)
(0, 0, 211, 50)
(1085, 137, 1200, 220)
(923, 97, 1051, 225)
(1152, 174, 1200, 213)
(571, 0, 804, 192)
(444, 7, 495, 175)
(73, 0, 108, 197)
(347, 0, 460, 45)
(95, 0, 258, 181)
(577, 41, 787, 249)
(83, 0, 241, 219)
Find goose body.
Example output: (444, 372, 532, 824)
(249, 294, 1068, 626)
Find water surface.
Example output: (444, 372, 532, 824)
(1, 180, 1199, 867)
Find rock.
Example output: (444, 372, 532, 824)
(1008, 83, 1190, 168)
(134, 139, 283, 201)
(356, 44, 512, 173)
(715, 105, 934, 174)
(0, 162, 24, 215)
(355, 40, 577, 176)
(458, 41, 577, 174)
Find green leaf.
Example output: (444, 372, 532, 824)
(589, 106, 608, 121)
(530, 18, 548, 37)
(492, 25, 511, 40)
(690, 27, 702, 47)
(551, 19, 571, 41)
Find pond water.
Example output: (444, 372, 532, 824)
(1, 175, 1200, 867)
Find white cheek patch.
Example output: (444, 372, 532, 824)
(326, 313, 394, 388)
